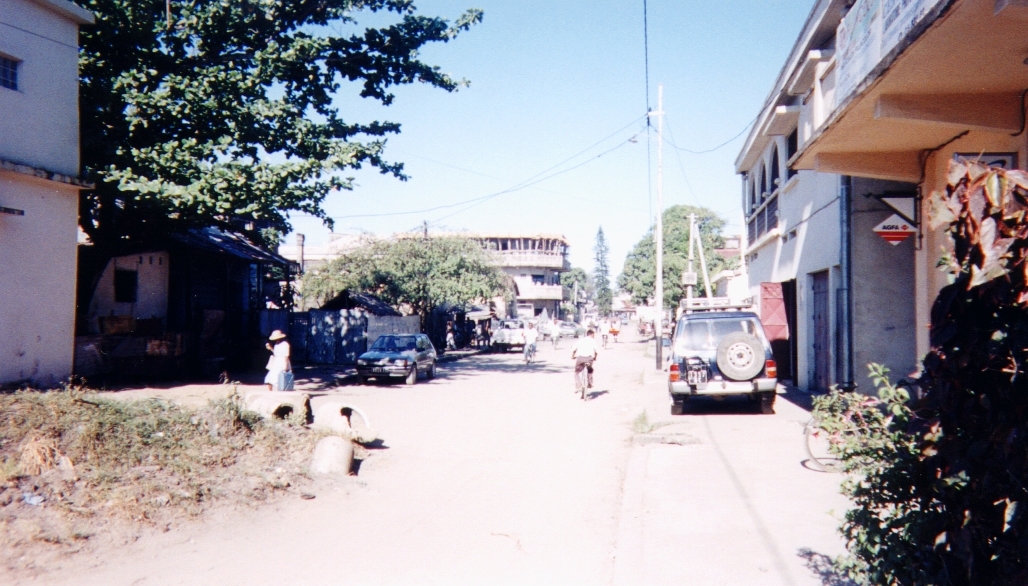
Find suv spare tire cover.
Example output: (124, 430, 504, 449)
(715, 331, 764, 381)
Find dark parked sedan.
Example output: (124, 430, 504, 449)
(356, 334, 437, 385)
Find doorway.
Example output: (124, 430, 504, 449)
(811, 271, 831, 392)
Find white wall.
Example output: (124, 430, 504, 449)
(0, 0, 87, 175)
(0, 0, 91, 385)
(89, 252, 171, 322)
(0, 175, 79, 385)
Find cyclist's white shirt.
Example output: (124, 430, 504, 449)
(572, 337, 598, 358)
(524, 328, 539, 345)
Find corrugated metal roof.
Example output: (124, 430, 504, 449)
(170, 227, 289, 265)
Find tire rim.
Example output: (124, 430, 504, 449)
(726, 342, 756, 371)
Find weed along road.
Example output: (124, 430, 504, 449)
(34, 330, 849, 586)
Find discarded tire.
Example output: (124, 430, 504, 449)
(310, 436, 354, 476)
(715, 332, 764, 381)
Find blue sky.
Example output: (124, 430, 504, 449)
(287, 0, 814, 274)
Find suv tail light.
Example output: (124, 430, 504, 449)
(669, 363, 681, 382)
(765, 360, 777, 379)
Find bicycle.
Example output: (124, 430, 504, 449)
(601, 334, 608, 349)
(803, 417, 846, 472)
(574, 361, 590, 400)
(524, 343, 537, 364)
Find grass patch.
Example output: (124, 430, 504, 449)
(632, 410, 674, 435)
(0, 387, 319, 527)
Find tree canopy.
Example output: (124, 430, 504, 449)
(301, 235, 509, 323)
(617, 205, 732, 309)
(75, 0, 482, 248)
(593, 227, 612, 316)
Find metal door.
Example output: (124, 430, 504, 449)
(811, 271, 831, 391)
(760, 282, 791, 381)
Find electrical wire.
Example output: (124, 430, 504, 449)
(330, 115, 647, 221)
(664, 116, 700, 205)
(664, 115, 758, 154)
(428, 135, 639, 226)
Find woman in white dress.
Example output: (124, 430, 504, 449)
(264, 330, 292, 391)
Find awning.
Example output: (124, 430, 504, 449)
(792, 0, 1028, 181)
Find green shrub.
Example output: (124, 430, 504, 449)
(819, 163, 1028, 585)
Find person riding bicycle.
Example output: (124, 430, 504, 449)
(523, 322, 539, 363)
(571, 329, 599, 389)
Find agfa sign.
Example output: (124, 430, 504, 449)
(873, 213, 917, 246)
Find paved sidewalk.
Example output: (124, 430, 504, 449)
(612, 359, 853, 586)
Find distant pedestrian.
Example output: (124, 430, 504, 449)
(264, 330, 293, 391)
(446, 323, 457, 351)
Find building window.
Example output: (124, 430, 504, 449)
(0, 56, 18, 91)
(114, 269, 138, 303)
(787, 129, 798, 178)
(532, 274, 545, 285)
(770, 146, 781, 191)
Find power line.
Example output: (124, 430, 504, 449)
(428, 135, 640, 226)
(331, 115, 647, 221)
(664, 115, 758, 154)
(663, 116, 699, 205)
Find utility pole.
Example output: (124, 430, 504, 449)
(423, 220, 429, 240)
(652, 84, 664, 369)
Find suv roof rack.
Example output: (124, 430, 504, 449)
(680, 296, 755, 313)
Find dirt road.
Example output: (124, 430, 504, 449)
(27, 330, 849, 585)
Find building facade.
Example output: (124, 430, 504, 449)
(739, 0, 1028, 391)
(472, 233, 570, 318)
(0, 0, 93, 385)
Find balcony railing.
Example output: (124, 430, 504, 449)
(516, 283, 565, 301)
(747, 193, 779, 248)
(495, 250, 570, 270)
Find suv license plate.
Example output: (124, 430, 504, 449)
(374, 367, 384, 373)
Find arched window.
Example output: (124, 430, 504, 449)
(759, 164, 768, 201)
(770, 146, 781, 192)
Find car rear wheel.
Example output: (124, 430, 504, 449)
(716, 332, 765, 381)
(405, 364, 418, 386)
(759, 391, 776, 414)
(426, 362, 436, 380)
(358, 375, 369, 385)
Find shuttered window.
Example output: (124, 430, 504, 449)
(0, 56, 18, 91)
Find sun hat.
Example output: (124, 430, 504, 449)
(269, 330, 287, 341)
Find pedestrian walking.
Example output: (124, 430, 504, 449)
(264, 330, 293, 391)
(446, 322, 457, 351)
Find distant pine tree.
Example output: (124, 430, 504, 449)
(594, 227, 613, 316)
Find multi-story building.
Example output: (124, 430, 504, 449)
(471, 233, 570, 318)
(737, 0, 1028, 392)
(0, 0, 94, 385)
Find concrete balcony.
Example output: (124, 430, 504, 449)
(516, 283, 565, 301)
(496, 251, 570, 270)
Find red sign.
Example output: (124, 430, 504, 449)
(873, 214, 917, 246)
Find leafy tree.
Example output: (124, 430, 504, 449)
(617, 205, 731, 309)
(593, 227, 613, 316)
(562, 267, 593, 304)
(816, 163, 1028, 586)
(75, 0, 482, 249)
(301, 235, 509, 327)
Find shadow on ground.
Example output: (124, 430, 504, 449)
(797, 548, 857, 586)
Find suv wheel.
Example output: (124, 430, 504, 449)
(670, 396, 687, 416)
(758, 391, 776, 414)
(716, 332, 765, 381)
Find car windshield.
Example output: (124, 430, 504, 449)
(674, 318, 760, 352)
(371, 336, 418, 352)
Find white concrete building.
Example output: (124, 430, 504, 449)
(738, 0, 1028, 391)
(737, 0, 921, 390)
(0, 0, 94, 385)
(472, 234, 570, 318)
